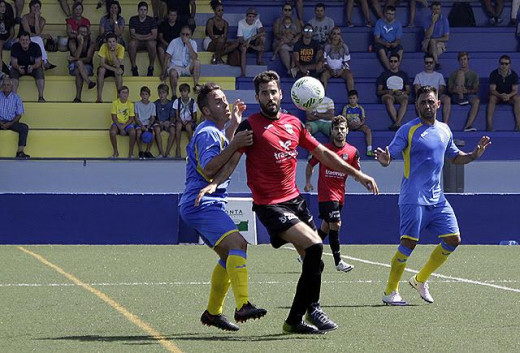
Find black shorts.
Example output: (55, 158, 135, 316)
(101, 65, 124, 78)
(318, 201, 343, 223)
(253, 195, 316, 249)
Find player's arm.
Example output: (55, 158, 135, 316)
(311, 144, 379, 194)
(451, 136, 491, 164)
(374, 146, 392, 166)
(201, 131, 252, 179)
(225, 100, 246, 141)
(304, 162, 315, 192)
(195, 151, 243, 206)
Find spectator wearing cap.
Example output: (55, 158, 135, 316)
(237, 7, 265, 77)
(0, 76, 29, 158)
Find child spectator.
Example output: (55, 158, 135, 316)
(134, 86, 157, 158)
(342, 90, 373, 156)
(153, 83, 176, 158)
(157, 8, 181, 73)
(305, 95, 335, 137)
(67, 2, 91, 55)
(109, 86, 136, 158)
(96, 33, 124, 103)
(272, 16, 299, 62)
(173, 83, 197, 158)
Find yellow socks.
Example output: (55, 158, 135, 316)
(416, 241, 456, 283)
(226, 249, 250, 310)
(207, 259, 230, 315)
(385, 245, 413, 294)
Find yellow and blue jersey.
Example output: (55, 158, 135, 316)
(179, 120, 230, 207)
(388, 118, 460, 206)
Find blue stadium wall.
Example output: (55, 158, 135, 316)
(1, 193, 518, 245)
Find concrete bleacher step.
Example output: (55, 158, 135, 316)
(16, 76, 235, 102)
(0, 129, 191, 158)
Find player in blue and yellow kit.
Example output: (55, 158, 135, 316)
(179, 83, 266, 330)
(375, 85, 491, 305)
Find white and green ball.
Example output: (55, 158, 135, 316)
(291, 76, 325, 111)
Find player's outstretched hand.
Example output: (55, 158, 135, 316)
(195, 183, 217, 206)
(356, 172, 380, 195)
(374, 146, 391, 167)
(304, 182, 313, 192)
(232, 99, 247, 125)
(231, 130, 253, 149)
(472, 136, 491, 159)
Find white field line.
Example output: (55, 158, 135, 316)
(285, 247, 520, 294)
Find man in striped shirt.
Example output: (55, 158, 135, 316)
(0, 77, 29, 159)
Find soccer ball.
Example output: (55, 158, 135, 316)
(291, 76, 325, 111)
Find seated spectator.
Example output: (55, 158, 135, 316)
(109, 86, 136, 158)
(67, 2, 91, 55)
(68, 25, 96, 103)
(161, 25, 200, 99)
(421, 2, 449, 70)
(342, 90, 373, 156)
(483, 0, 504, 25)
(345, 0, 372, 27)
(128, 1, 157, 77)
(0, 76, 30, 158)
(153, 83, 175, 158)
(305, 95, 334, 137)
(10, 32, 45, 102)
(321, 26, 354, 94)
(447, 52, 480, 131)
(308, 2, 335, 48)
(486, 55, 520, 131)
(291, 24, 324, 79)
(10, 0, 23, 23)
(134, 86, 157, 159)
(272, 2, 301, 73)
(374, 5, 403, 70)
(21, 0, 56, 70)
(376, 53, 410, 130)
(511, 0, 519, 26)
(0, 0, 16, 75)
(173, 83, 197, 158)
(238, 7, 265, 77)
(413, 54, 451, 123)
(204, 1, 239, 65)
(96, 33, 124, 103)
(162, 0, 196, 32)
(157, 8, 181, 73)
(98, 1, 125, 48)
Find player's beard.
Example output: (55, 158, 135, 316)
(259, 100, 280, 118)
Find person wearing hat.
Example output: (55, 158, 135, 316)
(237, 7, 265, 77)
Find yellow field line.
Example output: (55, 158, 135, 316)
(17, 246, 183, 353)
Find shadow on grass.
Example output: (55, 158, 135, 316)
(37, 332, 323, 343)
(277, 303, 419, 309)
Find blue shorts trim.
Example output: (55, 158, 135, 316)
(399, 201, 460, 241)
(180, 202, 238, 248)
(229, 249, 247, 259)
(111, 123, 134, 132)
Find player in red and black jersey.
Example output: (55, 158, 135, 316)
(305, 115, 360, 273)
(195, 71, 379, 334)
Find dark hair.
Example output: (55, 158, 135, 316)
(253, 70, 281, 94)
(457, 51, 469, 61)
(389, 53, 400, 61)
(424, 53, 434, 62)
(105, 32, 117, 42)
(331, 115, 348, 129)
(0, 0, 15, 25)
(417, 85, 437, 98)
(315, 2, 325, 10)
(180, 25, 192, 34)
(118, 85, 129, 94)
(385, 5, 396, 12)
(499, 54, 511, 63)
(137, 1, 148, 10)
(157, 83, 169, 93)
(197, 82, 221, 111)
(210, 0, 222, 11)
(105, 0, 122, 18)
(72, 1, 83, 12)
(29, 0, 41, 9)
(282, 2, 292, 10)
(140, 86, 151, 95)
(18, 31, 30, 39)
(431, 1, 441, 7)
(179, 83, 190, 92)
(348, 90, 358, 97)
